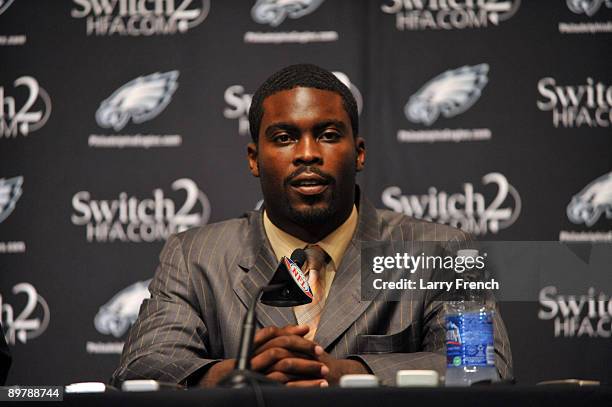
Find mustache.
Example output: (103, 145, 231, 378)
(284, 166, 335, 186)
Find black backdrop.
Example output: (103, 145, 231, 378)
(1, 0, 611, 385)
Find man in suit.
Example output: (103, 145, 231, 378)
(112, 64, 512, 387)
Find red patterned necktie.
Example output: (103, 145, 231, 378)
(294, 245, 330, 341)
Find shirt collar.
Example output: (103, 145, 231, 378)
(263, 205, 358, 269)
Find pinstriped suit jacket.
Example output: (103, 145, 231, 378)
(111, 192, 512, 386)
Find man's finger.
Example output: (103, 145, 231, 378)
(251, 347, 303, 372)
(253, 325, 309, 349)
(265, 371, 301, 384)
(268, 357, 327, 377)
(286, 379, 329, 388)
(253, 334, 318, 357)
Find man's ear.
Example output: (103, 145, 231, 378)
(247, 142, 260, 177)
(355, 136, 366, 172)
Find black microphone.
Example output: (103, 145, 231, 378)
(219, 249, 311, 388)
(260, 249, 312, 307)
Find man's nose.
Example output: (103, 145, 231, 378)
(293, 134, 322, 165)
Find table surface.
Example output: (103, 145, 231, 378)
(9, 385, 609, 407)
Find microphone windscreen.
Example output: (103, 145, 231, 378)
(290, 249, 306, 268)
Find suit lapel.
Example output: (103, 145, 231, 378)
(233, 187, 385, 342)
(314, 190, 383, 350)
(233, 210, 297, 329)
(314, 241, 369, 349)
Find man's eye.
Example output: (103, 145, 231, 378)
(320, 131, 340, 141)
(273, 134, 292, 143)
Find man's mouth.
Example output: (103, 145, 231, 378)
(289, 174, 331, 196)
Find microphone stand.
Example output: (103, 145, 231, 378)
(220, 250, 308, 388)
(219, 283, 285, 388)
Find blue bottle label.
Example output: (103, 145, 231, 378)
(446, 312, 495, 367)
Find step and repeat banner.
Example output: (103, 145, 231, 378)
(1, 0, 611, 385)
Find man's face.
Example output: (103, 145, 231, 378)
(247, 87, 365, 227)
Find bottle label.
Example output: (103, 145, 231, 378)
(446, 312, 495, 367)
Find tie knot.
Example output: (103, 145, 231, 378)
(303, 244, 330, 274)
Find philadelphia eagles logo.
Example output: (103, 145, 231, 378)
(0, 176, 23, 224)
(332, 71, 363, 114)
(251, 0, 324, 26)
(96, 71, 179, 131)
(567, 171, 612, 227)
(405, 64, 489, 126)
(0, 0, 15, 16)
(566, 0, 607, 16)
(94, 279, 152, 338)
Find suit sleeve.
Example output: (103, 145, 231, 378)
(349, 237, 513, 386)
(110, 234, 219, 386)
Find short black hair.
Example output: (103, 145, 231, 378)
(248, 64, 359, 142)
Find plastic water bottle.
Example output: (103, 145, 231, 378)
(444, 249, 498, 386)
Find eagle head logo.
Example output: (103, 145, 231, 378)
(0, 176, 23, 224)
(94, 279, 152, 338)
(0, 0, 15, 16)
(566, 0, 605, 16)
(251, 0, 324, 27)
(567, 172, 612, 227)
(405, 64, 489, 126)
(96, 71, 179, 131)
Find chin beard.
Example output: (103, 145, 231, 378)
(286, 194, 337, 225)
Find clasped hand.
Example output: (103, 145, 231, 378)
(201, 324, 367, 387)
